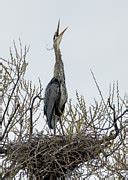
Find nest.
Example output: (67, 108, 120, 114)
(3, 131, 117, 179)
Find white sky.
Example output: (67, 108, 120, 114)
(0, 0, 128, 103)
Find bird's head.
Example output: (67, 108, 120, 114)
(53, 20, 68, 49)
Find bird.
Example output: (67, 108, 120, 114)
(44, 20, 68, 135)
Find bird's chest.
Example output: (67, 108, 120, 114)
(59, 83, 68, 105)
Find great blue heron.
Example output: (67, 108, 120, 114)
(44, 20, 68, 135)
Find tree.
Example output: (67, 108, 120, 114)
(0, 41, 127, 179)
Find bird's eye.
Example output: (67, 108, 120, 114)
(53, 32, 58, 41)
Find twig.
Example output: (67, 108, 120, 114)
(2, 103, 20, 140)
(29, 91, 44, 137)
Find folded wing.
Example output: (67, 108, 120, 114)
(44, 78, 60, 129)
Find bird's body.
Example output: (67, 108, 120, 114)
(44, 77, 67, 129)
(44, 21, 68, 134)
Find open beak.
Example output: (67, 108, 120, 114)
(56, 20, 68, 37)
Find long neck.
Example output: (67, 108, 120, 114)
(53, 46, 65, 82)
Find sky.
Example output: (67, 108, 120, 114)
(0, 0, 128, 104)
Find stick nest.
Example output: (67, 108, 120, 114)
(4, 131, 117, 179)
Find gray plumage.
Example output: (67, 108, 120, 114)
(44, 20, 68, 132)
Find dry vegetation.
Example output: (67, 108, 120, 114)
(0, 41, 127, 179)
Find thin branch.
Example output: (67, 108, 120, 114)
(29, 91, 44, 137)
(2, 77, 20, 123)
(2, 103, 20, 140)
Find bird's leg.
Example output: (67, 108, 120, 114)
(53, 115, 57, 135)
(59, 117, 65, 136)
(59, 110, 65, 136)
(53, 118, 56, 135)
(57, 110, 65, 136)
(54, 127, 56, 135)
